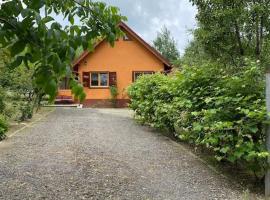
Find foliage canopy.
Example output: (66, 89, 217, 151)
(153, 26, 180, 64)
(0, 0, 126, 101)
(187, 0, 270, 67)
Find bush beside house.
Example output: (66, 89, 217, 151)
(0, 50, 38, 140)
(0, 115, 8, 140)
(0, 87, 7, 139)
(128, 60, 268, 176)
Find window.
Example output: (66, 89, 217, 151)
(90, 72, 109, 87)
(133, 71, 155, 82)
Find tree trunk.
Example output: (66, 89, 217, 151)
(255, 15, 260, 57)
(234, 22, 244, 56)
(260, 16, 264, 54)
(265, 72, 270, 197)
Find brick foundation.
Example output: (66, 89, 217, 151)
(82, 99, 130, 108)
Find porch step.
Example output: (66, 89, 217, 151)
(55, 95, 74, 105)
(44, 104, 82, 108)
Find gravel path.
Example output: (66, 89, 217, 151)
(0, 108, 244, 200)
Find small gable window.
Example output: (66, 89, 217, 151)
(133, 71, 155, 82)
(123, 34, 132, 41)
(90, 72, 109, 87)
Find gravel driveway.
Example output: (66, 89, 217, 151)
(0, 108, 244, 200)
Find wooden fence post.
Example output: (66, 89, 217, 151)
(265, 72, 270, 197)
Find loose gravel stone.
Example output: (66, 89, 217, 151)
(0, 108, 244, 200)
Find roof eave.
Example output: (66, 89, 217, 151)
(73, 21, 172, 68)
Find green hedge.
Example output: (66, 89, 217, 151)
(0, 87, 7, 140)
(0, 115, 8, 140)
(0, 87, 5, 114)
(128, 61, 269, 175)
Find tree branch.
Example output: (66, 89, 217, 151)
(0, 16, 43, 48)
(68, 0, 103, 25)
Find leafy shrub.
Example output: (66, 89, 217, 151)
(128, 73, 174, 129)
(0, 115, 8, 140)
(2, 101, 20, 120)
(19, 103, 34, 121)
(110, 86, 118, 107)
(0, 87, 6, 113)
(128, 60, 268, 175)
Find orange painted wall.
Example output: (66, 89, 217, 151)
(58, 89, 72, 96)
(59, 33, 165, 100)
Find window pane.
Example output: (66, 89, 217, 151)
(134, 72, 143, 81)
(100, 73, 108, 86)
(91, 73, 98, 86)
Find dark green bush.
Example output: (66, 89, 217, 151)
(128, 61, 268, 175)
(128, 73, 175, 129)
(0, 115, 8, 140)
(110, 86, 118, 107)
(19, 103, 34, 121)
(0, 87, 6, 113)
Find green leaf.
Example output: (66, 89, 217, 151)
(220, 147, 230, 154)
(51, 22, 61, 30)
(0, 31, 8, 46)
(88, 41, 95, 52)
(215, 156, 223, 161)
(193, 122, 203, 131)
(30, 0, 45, 10)
(68, 14, 74, 25)
(249, 126, 258, 133)
(8, 56, 24, 69)
(42, 16, 54, 24)
(78, 92, 86, 102)
(21, 9, 30, 18)
(82, 38, 88, 50)
(10, 40, 26, 57)
(205, 97, 212, 104)
(67, 47, 75, 59)
(45, 79, 57, 98)
(22, 16, 34, 29)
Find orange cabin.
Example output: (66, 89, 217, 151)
(58, 22, 171, 107)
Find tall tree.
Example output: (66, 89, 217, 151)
(190, 0, 270, 67)
(180, 34, 210, 66)
(0, 0, 126, 101)
(153, 26, 180, 63)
